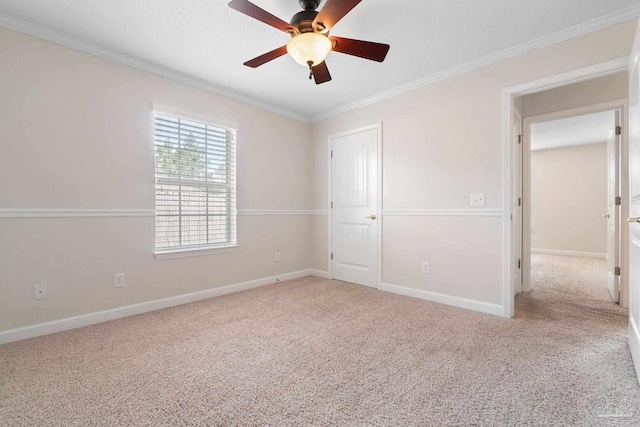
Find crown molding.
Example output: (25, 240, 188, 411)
(2, 4, 639, 125)
(0, 14, 312, 124)
(311, 5, 640, 123)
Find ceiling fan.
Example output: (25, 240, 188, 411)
(228, 0, 390, 84)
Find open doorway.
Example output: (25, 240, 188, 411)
(526, 108, 620, 305)
(512, 71, 629, 313)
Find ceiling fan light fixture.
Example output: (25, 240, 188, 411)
(286, 32, 332, 67)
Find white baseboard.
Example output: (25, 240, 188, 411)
(630, 316, 640, 386)
(309, 269, 330, 279)
(531, 248, 606, 259)
(380, 282, 505, 317)
(0, 269, 320, 346)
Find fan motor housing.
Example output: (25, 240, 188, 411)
(299, 0, 320, 10)
(290, 9, 318, 33)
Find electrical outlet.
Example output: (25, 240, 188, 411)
(534, 234, 540, 241)
(421, 261, 430, 275)
(470, 193, 486, 207)
(113, 273, 125, 288)
(275, 252, 281, 262)
(34, 284, 47, 300)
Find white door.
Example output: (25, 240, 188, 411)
(606, 111, 621, 303)
(627, 22, 640, 380)
(331, 126, 380, 288)
(513, 111, 523, 294)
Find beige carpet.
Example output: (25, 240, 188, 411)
(1, 255, 639, 426)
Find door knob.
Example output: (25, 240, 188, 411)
(366, 214, 377, 220)
(627, 217, 640, 223)
(603, 213, 611, 219)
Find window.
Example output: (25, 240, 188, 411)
(154, 112, 236, 255)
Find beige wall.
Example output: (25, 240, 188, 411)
(521, 72, 628, 118)
(310, 20, 637, 308)
(1, 18, 638, 332)
(531, 144, 607, 254)
(0, 27, 313, 331)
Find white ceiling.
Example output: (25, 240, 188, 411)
(530, 110, 616, 151)
(0, 0, 639, 122)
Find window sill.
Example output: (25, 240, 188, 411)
(154, 245, 238, 260)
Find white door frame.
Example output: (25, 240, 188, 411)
(502, 57, 629, 318)
(521, 100, 628, 301)
(513, 108, 523, 295)
(327, 123, 383, 288)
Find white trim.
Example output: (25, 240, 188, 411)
(380, 283, 504, 317)
(512, 108, 523, 296)
(237, 210, 327, 216)
(0, 209, 328, 219)
(311, 8, 640, 122)
(521, 111, 532, 295)
(502, 58, 630, 319)
(503, 85, 514, 317)
(531, 248, 607, 259)
(327, 133, 333, 281)
(0, 269, 318, 345)
(0, 14, 311, 124)
(382, 209, 503, 217)
(377, 124, 383, 290)
(507, 58, 629, 98)
(154, 245, 238, 260)
(309, 269, 330, 279)
(630, 315, 640, 385)
(0, 209, 155, 218)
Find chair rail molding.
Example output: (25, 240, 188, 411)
(0, 209, 155, 218)
(382, 209, 503, 217)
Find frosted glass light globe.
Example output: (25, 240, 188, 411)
(286, 32, 332, 67)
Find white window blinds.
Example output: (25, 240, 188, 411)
(154, 113, 236, 253)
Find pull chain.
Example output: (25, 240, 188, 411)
(307, 61, 313, 80)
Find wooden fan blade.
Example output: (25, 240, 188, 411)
(330, 36, 390, 62)
(312, 61, 332, 84)
(244, 46, 288, 68)
(228, 0, 293, 33)
(312, 0, 362, 32)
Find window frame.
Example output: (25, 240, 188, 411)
(152, 111, 237, 259)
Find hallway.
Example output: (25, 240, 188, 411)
(528, 253, 618, 308)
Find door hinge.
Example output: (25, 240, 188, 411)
(518, 259, 521, 269)
(331, 252, 333, 260)
(330, 150, 333, 158)
(510, 213, 513, 220)
(615, 196, 621, 206)
(615, 266, 621, 276)
(616, 126, 622, 136)
(518, 197, 522, 207)
(518, 134, 522, 144)
(331, 201, 333, 209)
